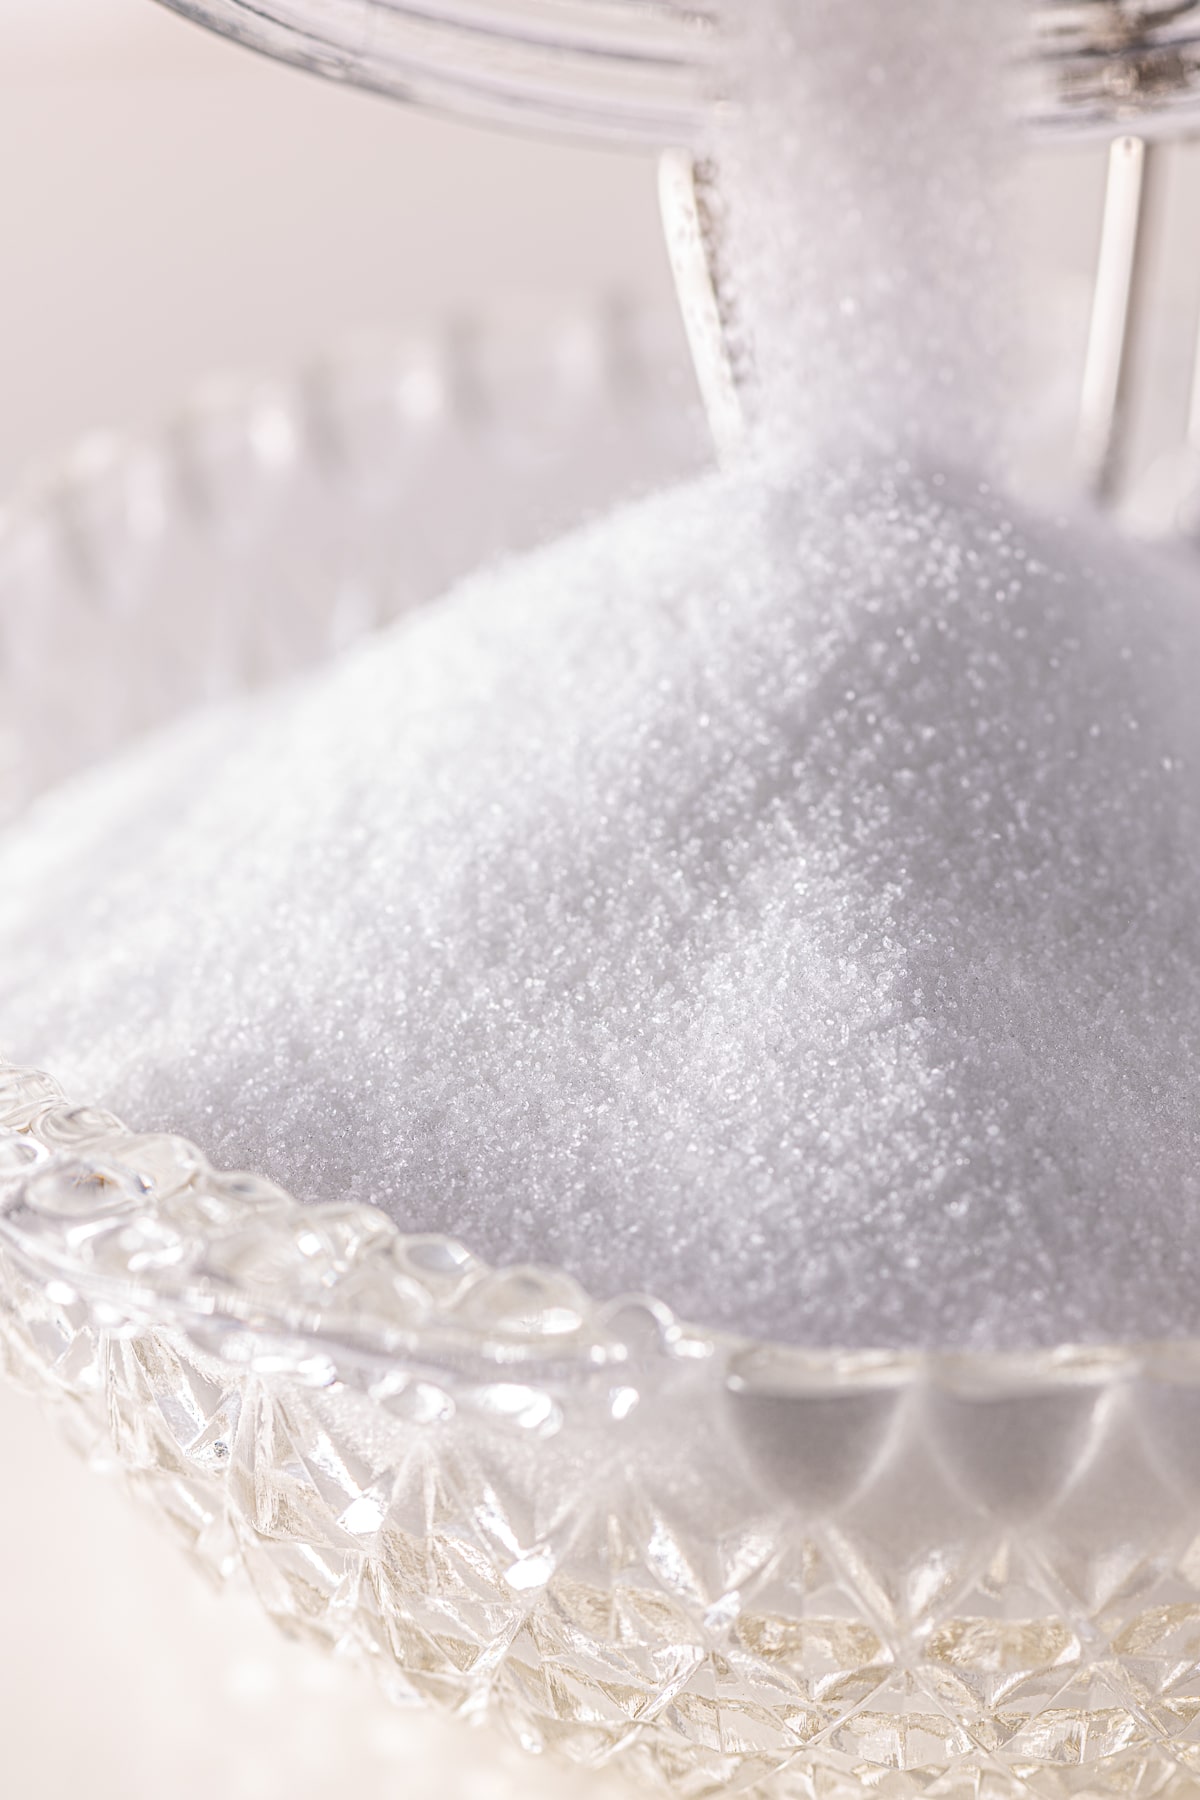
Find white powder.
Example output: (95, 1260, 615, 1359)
(4, 3, 1200, 1350)
(5, 457, 1200, 1351)
(717, 0, 1018, 467)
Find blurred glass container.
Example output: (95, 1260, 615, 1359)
(0, 308, 704, 824)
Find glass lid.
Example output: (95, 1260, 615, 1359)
(153, 0, 1200, 144)
(152, 0, 722, 146)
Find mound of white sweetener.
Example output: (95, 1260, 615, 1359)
(6, 0, 1200, 1350)
(4, 456, 1200, 1351)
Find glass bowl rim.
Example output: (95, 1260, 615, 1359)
(3, 1053, 1197, 1402)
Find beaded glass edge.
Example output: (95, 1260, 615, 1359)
(1, 1051, 1195, 1399)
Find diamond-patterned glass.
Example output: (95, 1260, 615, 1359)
(4, 1053, 1200, 1797)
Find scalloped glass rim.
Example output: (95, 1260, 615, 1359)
(1, 1053, 1197, 1395)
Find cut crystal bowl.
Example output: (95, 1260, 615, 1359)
(4, 320, 1200, 1800)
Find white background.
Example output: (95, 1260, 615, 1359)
(0, 0, 677, 493)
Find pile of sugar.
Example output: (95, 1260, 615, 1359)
(5, 457, 1200, 1351)
(5, 0, 1200, 1351)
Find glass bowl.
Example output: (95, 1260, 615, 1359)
(0, 309, 704, 826)
(4, 321, 1200, 1800)
(153, 0, 1200, 142)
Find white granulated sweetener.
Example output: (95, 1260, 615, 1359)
(4, 458, 1200, 1351)
(3, 0, 1200, 1350)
